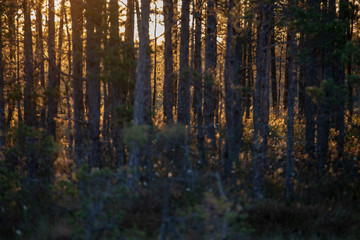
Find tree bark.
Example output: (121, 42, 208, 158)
(86, 0, 103, 168)
(163, 0, 174, 123)
(35, 0, 46, 129)
(178, 0, 190, 125)
(125, 0, 135, 104)
(204, 0, 217, 148)
(47, 0, 57, 138)
(109, 0, 125, 166)
(129, 0, 151, 182)
(0, 13, 5, 147)
(270, 12, 278, 112)
(253, 2, 271, 198)
(285, 13, 296, 198)
(23, 0, 36, 128)
(193, 0, 205, 166)
(71, 0, 85, 165)
(304, 0, 320, 158)
(23, 0, 37, 179)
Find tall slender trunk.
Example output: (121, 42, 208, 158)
(298, 32, 306, 116)
(109, 0, 124, 166)
(224, 0, 235, 180)
(71, 0, 84, 165)
(334, 0, 348, 162)
(65, 8, 73, 155)
(152, 4, 157, 113)
(0, 13, 5, 147)
(173, 0, 179, 114)
(285, 9, 296, 197)
(129, 0, 151, 182)
(35, 0, 46, 129)
(86, 0, 103, 168)
(23, 0, 36, 127)
(178, 0, 190, 125)
(16, 15, 22, 124)
(270, 12, 277, 112)
(284, 31, 291, 110)
(125, 0, 135, 104)
(316, 0, 335, 173)
(163, 0, 174, 123)
(193, 0, 205, 166)
(204, 0, 217, 148)
(304, 0, 320, 158)
(23, 0, 36, 178)
(246, 18, 253, 120)
(47, 0, 57, 138)
(253, 2, 271, 198)
(5, 2, 16, 127)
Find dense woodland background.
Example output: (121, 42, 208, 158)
(1, 0, 360, 239)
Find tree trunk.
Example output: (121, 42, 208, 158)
(246, 18, 253, 120)
(285, 15, 296, 198)
(71, 0, 85, 165)
(47, 0, 57, 138)
(284, 31, 291, 110)
(224, 0, 235, 180)
(204, 0, 217, 149)
(125, 0, 135, 104)
(5, 2, 17, 127)
(298, 33, 306, 116)
(86, 0, 103, 168)
(129, 0, 151, 183)
(193, 0, 205, 166)
(152, 4, 157, 114)
(163, 0, 174, 123)
(35, 0, 46, 129)
(253, 2, 271, 198)
(178, 0, 190, 125)
(270, 12, 278, 112)
(109, 0, 125, 166)
(0, 13, 5, 147)
(23, 0, 36, 128)
(23, 0, 36, 179)
(304, 0, 320, 158)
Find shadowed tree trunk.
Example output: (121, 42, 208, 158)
(204, 0, 217, 148)
(284, 30, 292, 110)
(129, 0, 151, 183)
(347, 2, 355, 121)
(316, 0, 335, 173)
(178, 0, 190, 125)
(298, 32, 306, 116)
(23, 0, 36, 128)
(109, 0, 125, 166)
(0, 12, 5, 147)
(224, 0, 234, 180)
(86, 0, 103, 168)
(253, 2, 271, 198)
(246, 17, 253, 120)
(224, 0, 244, 180)
(270, 11, 278, 112)
(193, 0, 205, 166)
(5, 2, 17, 128)
(23, 0, 37, 178)
(163, 0, 174, 123)
(304, 0, 320, 158)
(35, 0, 46, 129)
(334, 0, 348, 162)
(47, 0, 57, 138)
(71, 0, 85, 165)
(285, 2, 296, 196)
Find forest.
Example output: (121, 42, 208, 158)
(0, 0, 360, 239)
